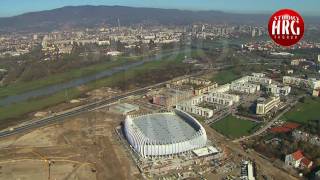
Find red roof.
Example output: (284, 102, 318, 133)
(301, 157, 313, 168)
(270, 122, 301, 133)
(282, 122, 300, 129)
(292, 150, 304, 161)
(270, 127, 291, 133)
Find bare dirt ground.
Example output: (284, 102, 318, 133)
(0, 109, 140, 180)
(204, 124, 299, 180)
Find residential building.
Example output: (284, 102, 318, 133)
(240, 160, 255, 180)
(248, 73, 272, 85)
(313, 89, 320, 97)
(170, 77, 218, 95)
(291, 58, 306, 66)
(285, 150, 313, 169)
(205, 92, 240, 106)
(266, 84, 291, 96)
(176, 95, 214, 118)
(152, 88, 193, 108)
(283, 76, 320, 90)
(230, 82, 260, 94)
(212, 84, 230, 93)
(256, 97, 281, 115)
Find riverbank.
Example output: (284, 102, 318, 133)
(0, 49, 201, 124)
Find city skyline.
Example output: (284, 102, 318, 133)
(0, 0, 320, 17)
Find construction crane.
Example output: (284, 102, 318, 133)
(32, 150, 53, 180)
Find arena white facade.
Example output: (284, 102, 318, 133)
(123, 110, 207, 157)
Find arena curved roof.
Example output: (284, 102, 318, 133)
(132, 113, 199, 144)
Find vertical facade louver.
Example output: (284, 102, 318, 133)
(123, 110, 207, 157)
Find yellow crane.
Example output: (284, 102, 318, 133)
(32, 150, 53, 180)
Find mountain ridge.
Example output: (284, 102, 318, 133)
(0, 5, 317, 32)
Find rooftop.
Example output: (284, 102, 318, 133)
(132, 112, 199, 144)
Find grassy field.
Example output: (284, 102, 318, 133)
(281, 96, 320, 124)
(0, 50, 196, 122)
(0, 57, 139, 99)
(0, 49, 192, 99)
(211, 115, 261, 139)
(211, 69, 241, 84)
(0, 88, 83, 123)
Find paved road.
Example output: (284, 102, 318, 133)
(0, 87, 149, 138)
(0, 71, 206, 138)
(233, 95, 305, 143)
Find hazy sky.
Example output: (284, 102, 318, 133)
(1, 0, 319, 17)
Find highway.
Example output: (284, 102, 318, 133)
(0, 71, 206, 138)
(0, 85, 154, 138)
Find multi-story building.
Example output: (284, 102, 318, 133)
(230, 82, 260, 94)
(313, 89, 320, 97)
(256, 97, 281, 115)
(283, 76, 320, 90)
(212, 84, 230, 93)
(248, 73, 272, 85)
(177, 91, 239, 118)
(230, 73, 271, 94)
(266, 84, 291, 96)
(205, 92, 240, 106)
(176, 95, 214, 118)
(240, 161, 256, 180)
(285, 150, 313, 170)
(152, 88, 193, 108)
(170, 77, 218, 95)
(233, 73, 272, 85)
(291, 58, 306, 66)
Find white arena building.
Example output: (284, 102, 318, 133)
(123, 110, 207, 157)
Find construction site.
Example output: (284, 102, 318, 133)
(0, 108, 141, 180)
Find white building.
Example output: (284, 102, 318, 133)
(205, 92, 240, 106)
(230, 73, 271, 94)
(107, 51, 122, 56)
(230, 82, 260, 94)
(212, 84, 230, 93)
(256, 97, 281, 115)
(248, 73, 272, 85)
(240, 160, 256, 180)
(266, 84, 291, 96)
(283, 76, 320, 90)
(177, 95, 214, 118)
(124, 110, 207, 157)
(177, 91, 239, 118)
(285, 150, 313, 169)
